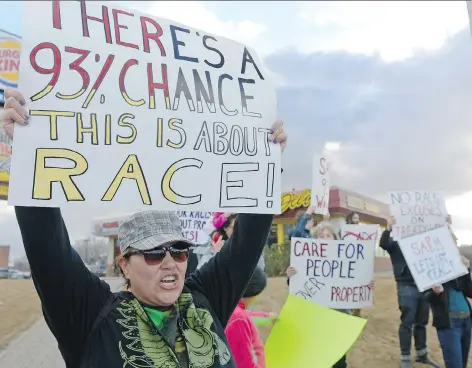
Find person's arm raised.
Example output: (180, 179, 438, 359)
(15, 207, 112, 354)
(187, 120, 286, 325)
(3, 88, 112, 354)
(187, 213, 273, 325)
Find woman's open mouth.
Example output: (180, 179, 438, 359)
(160, 275, 177, 289)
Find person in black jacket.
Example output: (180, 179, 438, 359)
(380, 216, 440, 368)
(425, 255, 472, 368)
(2, 87, 288, 368)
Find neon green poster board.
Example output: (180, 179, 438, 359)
(265, 294, 367, 368)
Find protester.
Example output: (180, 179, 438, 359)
(345, 211, 360, 225)
(427, 254, 472, 368)
(288, 205, 317, 239)
(286, 222, 351, 368)
(345, 211, 361, 317)
(225, 267, 274, 368)
(1, 88, 287, 367)
(193, 212, 266, 271)
(379, 216, 440, 368)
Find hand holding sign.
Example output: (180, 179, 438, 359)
(2, 86, 287, 212)
(398, 225, 468, 292)
(2, 88, 29, 139)
(5, 1, 285, 213)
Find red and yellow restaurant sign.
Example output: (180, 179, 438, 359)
(281, 189, 311, 214)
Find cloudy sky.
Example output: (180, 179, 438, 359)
(1, 0, 472, 258)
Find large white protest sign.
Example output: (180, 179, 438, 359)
(398, 226, 468, 292)
(341, 224, 379, 243)
(311, 154, 330, 215)
(8, 1, 279, 213)
(177, 211, 212, 244)
(289, 237, 375, 309)
(388, 191, 448, 241)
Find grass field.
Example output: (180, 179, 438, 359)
(0, 276, 464, 367)
(0, 279, 42, 349)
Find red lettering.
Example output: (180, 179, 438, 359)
(319, 242, 327, 257)
(294, 240, 302, 257)
(140, 16, 166, 56)
(147, 63, 170, 110)
(112, 9, 139, 49)
(331, 284, 372, 303)
(52, 0, 62, 29)
(80, 0, 112, 44)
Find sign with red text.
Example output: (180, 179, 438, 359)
(398, 226, 467, 292)
(311, 154, 329, 215)
(341, 224, 379, 243)
(177, 211, 212, 245)
(289, 237, 375, 309)
(388, 191, 448, 241)
(8, 1, 279, 213)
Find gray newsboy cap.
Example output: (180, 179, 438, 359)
(118, 211, 193, 253)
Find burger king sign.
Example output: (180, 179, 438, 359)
(0, 30, 21, 91)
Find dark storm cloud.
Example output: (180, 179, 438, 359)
(268, 30, 472, 199)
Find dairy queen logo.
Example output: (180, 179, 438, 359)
(0, 37, 21, 89)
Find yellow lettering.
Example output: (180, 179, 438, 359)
(162, 158, 202, 204)
(166, 118, 186, 149)
(281, 189, 311, 213)
(122, 91, 145, 107)
(117, 113, 137, 144)
(33, 148, 87, 201)
(156, 117, 163, 147)
(102, 154, 151, 205)
(76, 113, 98, 145)
(105, 114, 111, 145)
(30, 110, 75, 140)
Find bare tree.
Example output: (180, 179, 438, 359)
(13, 255, 30, 272)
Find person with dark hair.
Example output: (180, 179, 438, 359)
(288, 206, 316, 239)
(225, 267, 274, 368)
(426, 255, 472, 368)
(380, 216, 440, 368)
(345, 211, 362, 316)
(2, 87, 288, 368)
(194, 213, 266, 271)
(345, 211, 360, 225)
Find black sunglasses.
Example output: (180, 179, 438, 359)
(127, 245, 189, 265)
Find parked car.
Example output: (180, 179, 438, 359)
(8, 269, 23, 279)
(8, 269, 31, 279)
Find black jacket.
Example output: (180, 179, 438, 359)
(425, 272, 472, 330)
(15, 206, 272, 368)
(379, 229, 415, 284)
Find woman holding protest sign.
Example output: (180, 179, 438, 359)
(286, 222, 352, 368)
(1, 87, 287, 368)
(426, 223, 472, 368)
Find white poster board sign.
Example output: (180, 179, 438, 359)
(9, 1, 280, 213)
(341, 224, 379, 243)
(388, 191, 448, 241)
(398, 226, 468, 292)
(177, 211, 212, 245)
(311, 154, 330, 215)
(289, 237, 375, 309)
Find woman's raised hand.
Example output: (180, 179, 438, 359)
(1, 88, 29, 140)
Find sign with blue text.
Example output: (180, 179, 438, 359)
(9, 1, 279, 213)
(289, 237, 375, 309)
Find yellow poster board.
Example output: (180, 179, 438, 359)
(265, 294, 367, 368)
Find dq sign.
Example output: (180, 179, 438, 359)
(0, 36, 21, 90)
